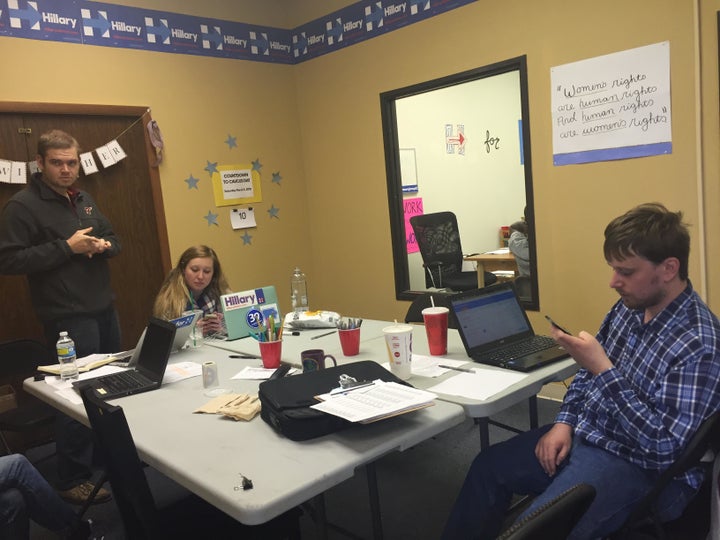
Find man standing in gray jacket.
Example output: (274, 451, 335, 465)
(0, 129, 117, 505)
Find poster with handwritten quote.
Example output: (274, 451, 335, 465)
(551, 41, 671, 166)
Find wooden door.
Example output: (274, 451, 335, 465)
(0, 106, 170, 350)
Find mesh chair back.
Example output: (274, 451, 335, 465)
(410, 212, 465, 288)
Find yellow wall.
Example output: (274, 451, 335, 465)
(0, 35, 311, 309)
(295, 0, 720, 331)
(1, 0, 719, 333)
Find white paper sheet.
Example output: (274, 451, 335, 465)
(427, 367, 527, 401)
(311, 380, 437, 423)
(231, 366, 298, 380)
(408, 354, 471, 377)
(162, 361, 202, 383)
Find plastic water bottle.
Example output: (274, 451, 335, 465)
(291, 267, 309, 313)
(56, 331, 79, 381)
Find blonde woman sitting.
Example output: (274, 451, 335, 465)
(153, 245, 231, 336)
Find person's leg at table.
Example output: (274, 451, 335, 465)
(442, 425, 555, 540)
(95, 305, 122, 355)
(513, 437, 698, 539)
(0, 454, 90, 538)
(0, 488, 29, 540)
(44, 312, 115, 504)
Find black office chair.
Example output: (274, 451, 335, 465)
(79, 386, 302, 540)
(496, 483, 596, 540)
(404, 292, 459, 329)
(410, 211, 497, 291)
(611, 410, 720, 540)
(0, 339, 57, 457)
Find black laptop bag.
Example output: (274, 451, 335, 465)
(258, 361, 409, 441)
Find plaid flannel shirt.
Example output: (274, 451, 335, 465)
(556, 282, 720, 489)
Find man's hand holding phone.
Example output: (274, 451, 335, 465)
(545, 315, 613, 375)
(544, 315, 571, 335)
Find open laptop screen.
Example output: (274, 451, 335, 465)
(137, 317, 177, 380)
(452, 286, 532, 350)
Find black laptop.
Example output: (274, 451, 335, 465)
(449, 283, 569, 372)
(74, 317, 176, 399)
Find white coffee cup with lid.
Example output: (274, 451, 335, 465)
(382, 323, 413, 380)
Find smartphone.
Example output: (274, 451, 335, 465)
(268, 363, 291, 380)
(544, 315, 571, 335)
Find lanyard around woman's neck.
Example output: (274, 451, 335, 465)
(188, 289, 199, 310)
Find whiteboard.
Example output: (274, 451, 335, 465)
(399, 148, 418, 192)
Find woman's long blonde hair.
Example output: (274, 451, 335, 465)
(153, 245, 230, 320)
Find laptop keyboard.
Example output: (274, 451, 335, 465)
(98, 370, 153, 393)
(482, 335, 557, 364)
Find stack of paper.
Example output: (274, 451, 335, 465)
(311, 380, 436, 424)
(37, 353, 122, 375)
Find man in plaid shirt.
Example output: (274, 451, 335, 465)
(443, 203, 720, 540)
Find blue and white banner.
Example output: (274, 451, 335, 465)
(0, 0, 477, 64)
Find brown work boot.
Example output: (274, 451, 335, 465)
(58, 481, 111, 505)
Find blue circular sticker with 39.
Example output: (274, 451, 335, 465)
(246, 308, 265, 330)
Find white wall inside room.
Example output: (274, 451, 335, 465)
(396, 71, 527, 290)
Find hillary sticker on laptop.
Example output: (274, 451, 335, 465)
(221, 286, 281, 340)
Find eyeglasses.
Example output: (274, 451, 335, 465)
(47, 159, 79, 169)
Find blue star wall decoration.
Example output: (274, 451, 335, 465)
(185, 174, 199, 189)
(241, 231, 253, 245)
(271, 172, 282, 185)
(204, 160, 219, 176)
(252, 158, 262, 173)
(267, 205, 280, 219)
(204, 210, 219, 226)
(225, 134, 237, 149)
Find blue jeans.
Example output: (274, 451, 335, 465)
(43, 305, 121, 358)
(441, 425, 697, 540)
(0, 454, 78, 538)
(44, 305, 121, 489)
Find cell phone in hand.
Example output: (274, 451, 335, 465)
(544, 315, 571, 335)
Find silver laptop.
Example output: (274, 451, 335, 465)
(109, 312, 199, 367)
(449, 282, 569, 372)
(168, 312, 201, 351)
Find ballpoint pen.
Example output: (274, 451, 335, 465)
(229, 354, 262, 359)
(438, 364, 475, 373)
(311, 330, 337, 340)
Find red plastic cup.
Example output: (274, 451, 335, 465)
(258, 340, 282, 369)
(338, 328, 361, 356)
(422, 307, 449, 356)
